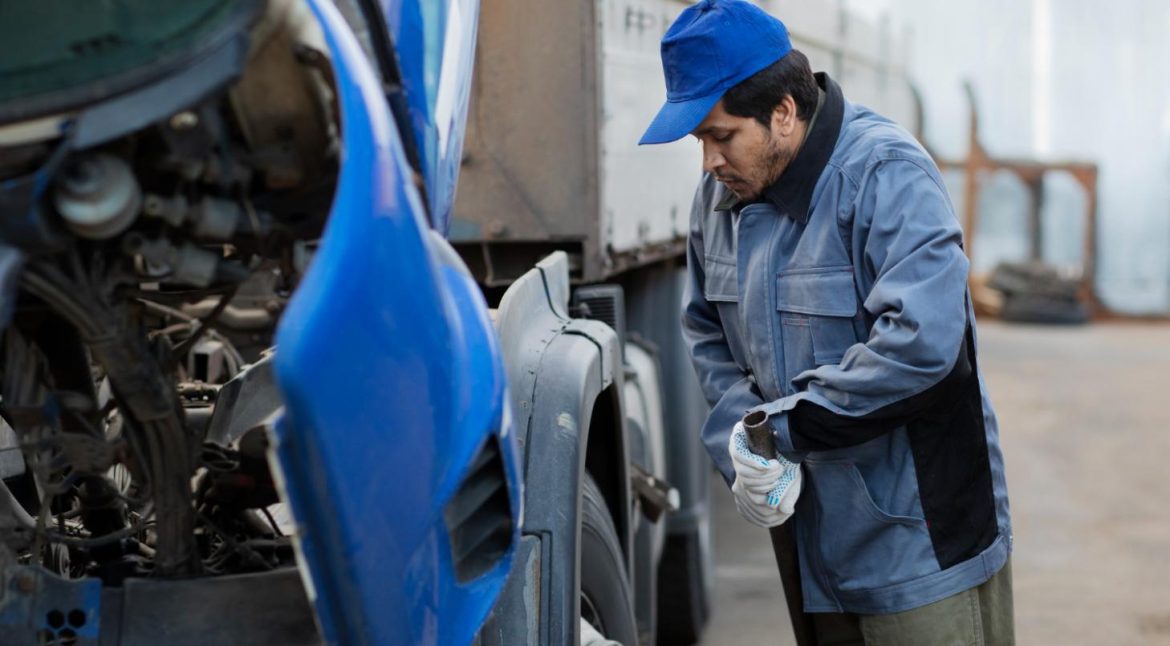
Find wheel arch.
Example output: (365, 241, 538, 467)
(486, 252, 633, 645)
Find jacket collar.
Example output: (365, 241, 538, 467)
(714, 72, 844, 222)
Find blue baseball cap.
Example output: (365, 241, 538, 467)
(639, 0, 792, 145)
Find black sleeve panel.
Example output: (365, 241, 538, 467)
(788, 327, 975, 452)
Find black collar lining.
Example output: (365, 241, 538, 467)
(762, 72, 844, 223)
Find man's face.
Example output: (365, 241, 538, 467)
(690, 98, 802, 202)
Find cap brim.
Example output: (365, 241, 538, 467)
(638, 91, 723, 145)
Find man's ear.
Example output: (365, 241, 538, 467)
(771, 95, 798, 137)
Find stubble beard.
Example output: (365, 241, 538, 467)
(727, 136, 795, 202)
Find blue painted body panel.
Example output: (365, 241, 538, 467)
(272, 1, 518, 644)
(0, 568, 101, 642)
(379, 0, 478, 234)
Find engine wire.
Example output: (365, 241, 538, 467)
(172, 286, 240, 359)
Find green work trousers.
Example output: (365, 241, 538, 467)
(811, 559, 1015, 646)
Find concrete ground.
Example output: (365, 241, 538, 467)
(698, 321, 1170, 646)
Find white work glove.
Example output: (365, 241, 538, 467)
(728, 422, 802, 528)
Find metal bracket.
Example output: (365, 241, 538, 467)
(629, 463, 678, 523)
(0, 565, 102, 645)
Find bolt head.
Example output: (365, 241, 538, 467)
(170, 111, 199, 131)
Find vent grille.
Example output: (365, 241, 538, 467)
(571, 285, 627, 360)
(444, 436, 513, 583)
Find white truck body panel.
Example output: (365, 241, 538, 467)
(454, 0, 916, 282)
(599, 0, 918, 256)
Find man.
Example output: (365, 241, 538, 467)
(639, 1, 1014, 644)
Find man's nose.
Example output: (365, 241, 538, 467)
(702, 144, 725, 175)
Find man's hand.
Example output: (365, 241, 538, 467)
(728, 422, 802, 528)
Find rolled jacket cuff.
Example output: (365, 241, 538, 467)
(747, 394, 809, 462)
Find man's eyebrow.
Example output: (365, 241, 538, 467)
(692, 125, 726, 138)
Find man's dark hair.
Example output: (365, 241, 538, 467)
(722, 49, 818, 127)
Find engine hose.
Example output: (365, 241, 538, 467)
(25, 264, 201, 577)
(19, 271, 103, 338)
(142, 419, 200, 576)
(0, 479, 35, 530)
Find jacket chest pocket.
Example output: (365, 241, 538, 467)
(776, 267, 859, 388)
(704, 255, 738, 302)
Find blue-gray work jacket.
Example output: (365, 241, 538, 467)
(683, 73, 1012, 614)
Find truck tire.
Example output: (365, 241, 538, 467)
(656, 527, 711, 645)
(580, 474, 638, 645)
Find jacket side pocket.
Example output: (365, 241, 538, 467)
(803, 460, 938, 592)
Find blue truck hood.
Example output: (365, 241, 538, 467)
(381, 0, 479, 235)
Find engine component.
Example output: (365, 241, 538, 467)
(0, 415, 23, 479)
(123, 234, 248, 287)
(141, 194, 188, 228)
(0, 145, 70, 253)
(0, 245, 23, 331)
(188, 338, 228, 384)
(58, 434, 119, 476)
(76, 477, 128, 544)
(199, 428, 279, 512)
(0, 480, 35, 547)
(229, 0, 336, 191)
(204, 355, 278, 445)
(52, 153, 141, 239)
(0, 0, 337, 607)
(143, 194, 271, 240)
(20, 261, 202, 578)
(181, 298, 273, 331)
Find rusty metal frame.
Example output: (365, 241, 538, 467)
(918, 83, 1103, 316)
